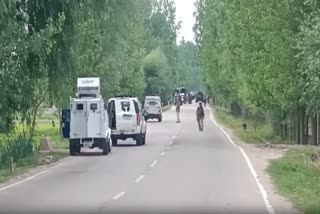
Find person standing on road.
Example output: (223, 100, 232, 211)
(176, 97, 181, 123)
(203, 96, 207, 107)
(196, 102, 205, 131)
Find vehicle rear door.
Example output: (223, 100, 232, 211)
(70, 101, 87, 138)
(115, 99, 137, 132)
(145, 99, 161, 115)
(86, 101, 101, 138)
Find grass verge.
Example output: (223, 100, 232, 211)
(0, 151, 68, 184)
(268, 148, 320, 214)
(162, 104, 172, 112)
(213, 106, 291, 145)
(33, 120, 68, 150)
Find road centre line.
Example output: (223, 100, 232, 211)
(160, 151, 166, 156)
(135, 175, 145, 183)
(112, 192, 126, 200)
(150, 160, 158, 168)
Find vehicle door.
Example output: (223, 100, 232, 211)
(70, 101, 87, 138)
(86, 101, 101, 138)
(115, 99, 137, 132)
(145, 99, 161, 115)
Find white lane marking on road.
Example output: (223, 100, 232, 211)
(160, 151, 166, 156)
(112, 192, 126, 200)
(169, 141, 173, 145)
(135, 175, 145, 183)
(0, 170, 49, 192)
(150, 160, 158, 168)
(51, 162, 64, 169)
(172, 136, 176, 140)
(209, 108, 275, 214)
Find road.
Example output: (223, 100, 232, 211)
(0, 103, 272, 214)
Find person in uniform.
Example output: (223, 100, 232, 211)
(196, 102, 205, 131)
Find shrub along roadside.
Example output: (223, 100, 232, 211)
(213, 106, 320, 214)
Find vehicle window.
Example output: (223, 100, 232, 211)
(76, 103, 83, 110)
(133, 100, 140, 114)
(147, 100, 158, 105)
(90, 103, 98, 111)
(79, 94, 97, 98)
(121, 101, 131, 112)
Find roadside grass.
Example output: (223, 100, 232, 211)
(0, 151, 68, 184)
(162, 104, 172, 112)
(0, 118, 68, 184)
(212, 105, 320, 213)
(32, 120, 68, 150)
(213, 106, 292, 145)
(268, 148, 320, 214)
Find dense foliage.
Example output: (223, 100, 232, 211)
(194, 0, 320, 145)
(0, 0, 199, 163)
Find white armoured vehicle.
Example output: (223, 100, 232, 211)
(69, 77, 112, 156)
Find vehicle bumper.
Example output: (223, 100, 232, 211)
(145, 113, 161, 119)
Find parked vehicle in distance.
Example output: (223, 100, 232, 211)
(196, 91, 204, 103)
(107, 96, 147, 146)
(144, 96, 162, 122)
(68, 77, 112, 156)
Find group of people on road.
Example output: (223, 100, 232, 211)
(175, 96, 206, 132)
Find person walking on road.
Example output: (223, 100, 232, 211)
(176, 97, 181, 123)
(196, 102, 205, 131)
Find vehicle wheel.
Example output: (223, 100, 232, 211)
(158, 117, 162, 122)
(112, 137, 118, 146)
(108, 138, 112, 153)
(136, 134, 143, 146)
(142, 133, 146, 145)
(69, 140, 80, 156)
(102, 139, 110, 155)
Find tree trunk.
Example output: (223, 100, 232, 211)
(304, 113, 309, 145)
(312, 115, 317, 146)
(317, 114, 320, 146)
(58, 106, 62, 139)
(300, 105, 307, 145)
(296, 106, 301, 144)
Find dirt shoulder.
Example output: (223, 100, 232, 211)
(213, 114, 302, 214)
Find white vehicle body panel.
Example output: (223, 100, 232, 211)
(108, 97, 146, 137)
(70, 97, 110, 146)
(144, 96, 162, 116)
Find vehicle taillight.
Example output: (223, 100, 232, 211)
(137, 113, 141, 125)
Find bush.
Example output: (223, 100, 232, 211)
(0, 135, 34, 169)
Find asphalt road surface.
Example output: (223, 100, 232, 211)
(0, 103, 272, 214)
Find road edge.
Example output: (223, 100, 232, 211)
(209, 107, 276, 214)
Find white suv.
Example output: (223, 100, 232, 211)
(107, 97, 147, 146)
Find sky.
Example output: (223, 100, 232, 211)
(174, 0, 197, 44)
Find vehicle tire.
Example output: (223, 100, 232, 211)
(108, 138, 112, 153)
(112, 137, 118, 146)
(158, 116, 162, 122)
(69, 140, 80, 156)
(102, 139, 110, 155)
(136, 134, 143, 146)
(142, 133, 146, 145)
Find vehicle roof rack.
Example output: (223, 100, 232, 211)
(115, 95, 133, 98)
